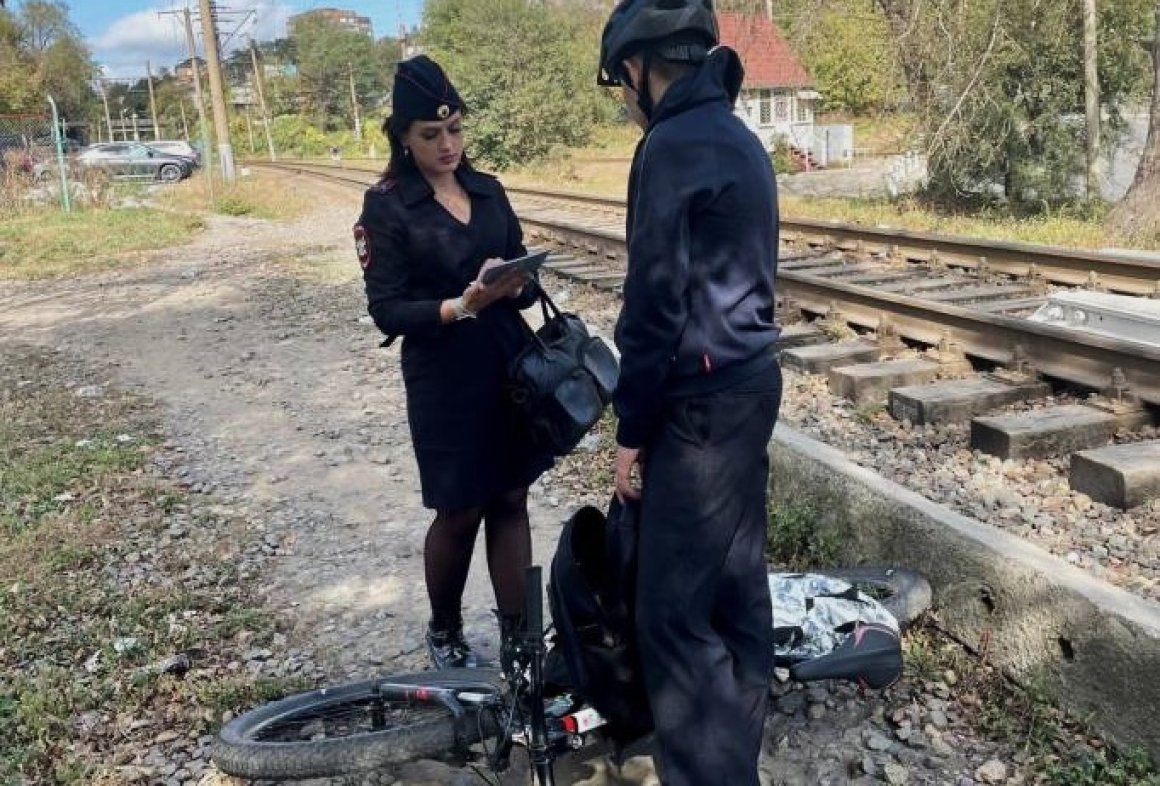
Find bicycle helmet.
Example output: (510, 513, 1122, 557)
(597, 0, 719, 87)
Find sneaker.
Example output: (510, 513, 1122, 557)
(425, 624, 481, 670)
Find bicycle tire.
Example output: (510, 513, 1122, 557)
(813, 567, 932, 630)
(212, 668, 506, 781)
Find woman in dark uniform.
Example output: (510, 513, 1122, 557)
(354, 56, 551, 669)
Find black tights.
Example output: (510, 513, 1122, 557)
(424, 487, 532, 631)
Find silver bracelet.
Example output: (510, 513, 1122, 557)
(450, 295, 477, 321)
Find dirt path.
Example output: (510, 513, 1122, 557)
(0, 181, 1049, 785)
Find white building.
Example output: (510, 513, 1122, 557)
(718, 12, 825, 168)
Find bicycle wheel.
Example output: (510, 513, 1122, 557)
(212, 668, 506, 780)
(814, 567, 932, 630)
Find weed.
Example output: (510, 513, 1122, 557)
(197, 675, 312, 716)
(854, 400, 887, 424)
(215, 194, 254, 216)
(766, 500, 839, 569)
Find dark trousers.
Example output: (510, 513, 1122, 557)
(635, 365, 782, 786)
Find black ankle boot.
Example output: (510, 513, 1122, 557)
(425, 622, 480, 670)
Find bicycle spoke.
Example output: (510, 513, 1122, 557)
(253, 696, 452, 743)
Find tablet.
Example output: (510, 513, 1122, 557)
(480, 249, 549, 285)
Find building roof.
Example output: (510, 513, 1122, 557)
(717, 12, 813, 89)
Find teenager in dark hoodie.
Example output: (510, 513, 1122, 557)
(599, 2, 783, 783)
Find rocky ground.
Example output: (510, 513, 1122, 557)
(1, 173, 1153, 785)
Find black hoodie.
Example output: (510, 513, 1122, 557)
(613, 46, 780, 449)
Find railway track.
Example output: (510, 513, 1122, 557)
(251, 160, 1160, 413)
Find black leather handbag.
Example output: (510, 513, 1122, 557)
(507, 288, 619, 457)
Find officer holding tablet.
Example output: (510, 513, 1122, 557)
(355, 55, 553, 671)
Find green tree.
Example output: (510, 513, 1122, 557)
(0, 0, 94, 120)
(290, 16, 379, 128)
(421, 0, 618, 169)
(767, 0, 903, 114)
(873, 0, 1152, 205)
(1107, 0, 1160, 239)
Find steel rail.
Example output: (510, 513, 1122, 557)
(503, 185, 1160, 296)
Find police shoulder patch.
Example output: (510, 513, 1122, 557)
(353, 225, 372, 269)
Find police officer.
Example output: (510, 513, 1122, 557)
(598, 2, 783, 783)
(354, 55, 551, 670)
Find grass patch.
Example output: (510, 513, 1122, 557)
(817, 112, 921, 157)
(766, 500, 840, 569)
(0, 345, 297, 783)
(904, 628, 1160, 785)
(779, 193, 1122, 250)
(0, 207, 204, 280)
(157, 170, 311, 220)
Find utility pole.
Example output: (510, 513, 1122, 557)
(249, 39, 277, 160)
(348, 63, 363, 141)
(146, 60, 161, 140)
(179, 98, 190, 139)
(97, 80, 114, 141)
(198, 0, 236, 181)
(1083, 0, 1101, 198)
(164, 6, 214, 200)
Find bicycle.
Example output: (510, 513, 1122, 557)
(211, 564, 930, 784)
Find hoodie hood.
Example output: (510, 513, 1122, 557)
(648, 45, 744, 130)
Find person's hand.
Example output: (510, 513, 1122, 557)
(463, 260, 529, 313)
(615, 446, 643, 502)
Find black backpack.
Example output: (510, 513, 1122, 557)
(547, 498, 653, 747)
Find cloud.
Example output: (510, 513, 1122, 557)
(90, 1, 296, 80)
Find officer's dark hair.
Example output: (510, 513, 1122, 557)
(378, 114, 474, 184)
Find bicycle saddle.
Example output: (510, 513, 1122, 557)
(788, 622, 903, 689)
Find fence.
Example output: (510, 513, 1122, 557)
(0, 108, 73, 212)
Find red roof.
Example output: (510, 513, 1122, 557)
(717, 12, 813, 89)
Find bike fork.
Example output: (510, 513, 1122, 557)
(524, 566, 555, 786)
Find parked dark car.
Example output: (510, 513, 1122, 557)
(145, 140, 201, 168)
(76, 143, 194, 183)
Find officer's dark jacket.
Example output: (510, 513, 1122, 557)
(356, 166, 537, 347)
(613, 46, 780, 449)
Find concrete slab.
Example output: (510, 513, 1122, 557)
(876, 276, 970, 293)
(803, 263, 884, 278)
(781, 340, 881, 375)
(840, 271, 919, 286)
(828, 358, 942, 403)
(572, 271, 625, 285)
(774, 324, 827, 352)
(1070, 440, 1160, 509)
(779, 254, 840, 269)
(890, 376, 1050, 424)
(548, 260, 603, 273)
(971, 405, 1118, 459)
(924, 284, 1033, 303)
(768, 424, 1160, 760)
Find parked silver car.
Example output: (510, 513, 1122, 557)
(76, 143, 194, 183)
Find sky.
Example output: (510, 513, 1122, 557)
(59, 0, 426, 80)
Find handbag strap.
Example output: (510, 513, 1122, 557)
(514, 281, 563, 350)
